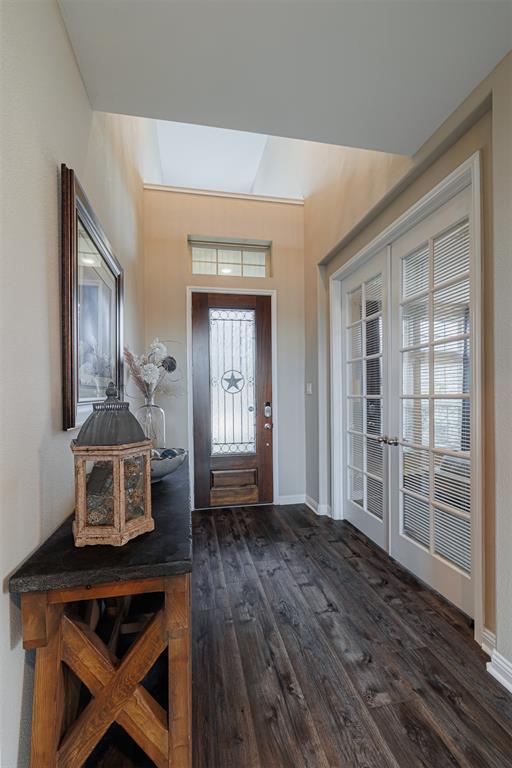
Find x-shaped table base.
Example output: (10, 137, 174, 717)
(20, 575, 191, 768)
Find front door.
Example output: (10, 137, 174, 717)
(192, 292, 273, 508)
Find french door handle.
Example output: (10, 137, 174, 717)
(387, 436, 399, 446)
(377, 436, 388, 444)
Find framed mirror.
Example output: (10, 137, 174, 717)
(61, 164, 124, 430)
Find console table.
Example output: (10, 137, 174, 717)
(9, 461, 192, 768)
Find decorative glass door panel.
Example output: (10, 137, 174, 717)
(342, 249, 388, 548)
(209, 308, 256, 455)
(192, 293, 273, 509)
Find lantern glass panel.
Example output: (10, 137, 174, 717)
(85, 459, 115, 526)
(124, 455, 146, 521)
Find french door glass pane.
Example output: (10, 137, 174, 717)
(433, 454, 470, 515)
(366, 316, 382, 355)
(365, 274, 383, 316)
(367, 437, 383, 477)
(367, 476, 383, 519)
(348, 361, 363, 395)
(403, 494, 430, 547)
(402, 399, 429, 446)
(433, 222, 470, 285)
(350, 287, 363, 323)
(350, 323, 362, 358)
(402, 244, 429, 298)
(402, 348, 429, 396)
(434, 340, 469, 394)
(434, 399, 471, 451)
(209, 308, 256, 455)
(402, 297, 429, 347)
(366, 358, 382, 396)
(402, 447, 430, 497)
(366, 399, 382, 435)
(433, 280, 470, 340)
(349, 468, 364, 507)
(434, 508, 471, 573)
(348, 398, 363, 432)
(348, 433, 364, 470)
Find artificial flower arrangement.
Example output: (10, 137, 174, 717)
(124, 338, 177, 401)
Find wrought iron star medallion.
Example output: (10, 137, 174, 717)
(222, 370, 245, 393)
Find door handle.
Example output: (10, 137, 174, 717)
(264, 402, 272, 418)
(377, 436, 388, 444)
(264, 423, 273, 430)
(387, 436, 399, 446)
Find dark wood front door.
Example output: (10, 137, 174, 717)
(192, 292, 273, 508)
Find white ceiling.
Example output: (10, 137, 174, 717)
(59, 1, 511, 156)
(152, 121, 269, 193)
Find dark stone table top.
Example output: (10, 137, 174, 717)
(9, 461, 192, 594)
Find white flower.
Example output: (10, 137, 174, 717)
(149, 338, 168, 362)
(140, 363, 160, 386)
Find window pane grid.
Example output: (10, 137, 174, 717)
(191, 244, 269, 277)
(399, 219, 472, 574)
(346, 271, 384, 521)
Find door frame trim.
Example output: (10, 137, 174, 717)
(329, 152, 483, 645)
(186, 286, 279, 510)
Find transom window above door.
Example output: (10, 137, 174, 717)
(188, 235, 271, 278)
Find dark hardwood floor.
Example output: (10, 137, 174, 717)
(192, 504, 512, 768)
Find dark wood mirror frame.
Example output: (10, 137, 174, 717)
(61, 164, 124, 430)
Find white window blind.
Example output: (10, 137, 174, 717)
(188, 236, 271, 278)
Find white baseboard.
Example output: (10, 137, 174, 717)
(275, 494, 331, 517)
(481, 627, 496, 657)
(487, 649, 512, 694)
(305, 496, 332, 517)
(277, 494, 306, 505)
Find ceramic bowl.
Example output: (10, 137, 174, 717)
(150, 448, 187, 483)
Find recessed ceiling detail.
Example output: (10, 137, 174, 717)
(153, 121, 268, 194)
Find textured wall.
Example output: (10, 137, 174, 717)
(0, 2, 149, 764)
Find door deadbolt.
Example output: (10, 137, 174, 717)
(264, 423, 273, 430)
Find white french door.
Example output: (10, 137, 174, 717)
(340, 185, 477, 617)
(342, 248, 389, 549)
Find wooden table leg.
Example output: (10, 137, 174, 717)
(30, 602, 64, 766)
(165, 574, 192, 768)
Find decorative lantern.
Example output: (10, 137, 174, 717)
(71, 383, 154, 546)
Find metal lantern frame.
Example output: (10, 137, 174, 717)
(71, 438, 154, 547)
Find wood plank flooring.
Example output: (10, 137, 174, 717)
(192, 504, 512, 768)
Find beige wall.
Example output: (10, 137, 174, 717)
(302, 52, 512, 642)
(0, 2, 149, 764)
(143, 189, 305, 500)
